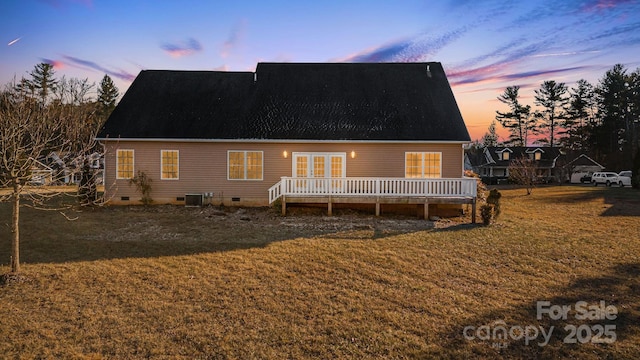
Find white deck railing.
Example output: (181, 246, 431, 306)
(269, 177, 477, 204)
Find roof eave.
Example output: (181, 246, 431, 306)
(95, 137, 471, 144)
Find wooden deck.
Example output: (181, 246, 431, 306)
(269, 177, 478, 222)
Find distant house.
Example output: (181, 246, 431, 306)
(564, 154, 605, 183)
(96, 62, 477, 219)
(28, 158, 53, 186)
(47, 151, 105, 185)
(468, 146, 563, 185)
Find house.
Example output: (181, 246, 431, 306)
(468, 146, 563, 185)
(564, 154, 605, 183)
(96, 62, 476, 219)
(27, 158, 53, 185)
(47, 151, 105, 185)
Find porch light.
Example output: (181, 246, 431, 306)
(283, 150, 288, 158)
(350, 151, 356, 159)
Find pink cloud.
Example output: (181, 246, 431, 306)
(161, 38, 203, 58)
(221, 19, 247, 58)
(40, 58, 66, 69)
(580, 0, 635, 12)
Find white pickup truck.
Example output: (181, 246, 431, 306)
(618, 171, 632, 186)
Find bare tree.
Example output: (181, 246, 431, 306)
(1, 78, 100, 274)
(54, 77, 105, 205)
(508, 156, 538, 195)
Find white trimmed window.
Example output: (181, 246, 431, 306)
(161, 150, 179, 180)
(228, 151, 263, 180)
(405, 152, 442, 178)
(116, 149, 134, 179)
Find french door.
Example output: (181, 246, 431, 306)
(292, 152, 346, 193)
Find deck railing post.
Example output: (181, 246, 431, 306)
(281, 177, 287, 197)
(282, 195, 287, 216)
(471, 197, 476, 224)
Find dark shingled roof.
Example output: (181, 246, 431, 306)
(565, 154, 604, 168)
(98, 62, 470, 142)
(483, 146, 563, 168)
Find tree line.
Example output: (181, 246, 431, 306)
(481, 63, 639, 173)
(1, 63, 119, 274)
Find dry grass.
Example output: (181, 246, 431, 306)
(1, 186, 639, 359)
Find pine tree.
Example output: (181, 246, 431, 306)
(481, 120, 499, 147)
(534, 80, 569, 147)
(495, 86, 537, 146)
(566, 79, 597, 151)
(97, 74, 119, 120)
(595, 64, 633, 170)
(28, 63, 58, 103)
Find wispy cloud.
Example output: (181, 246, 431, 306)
(221, 20, 247, 58)
(344, 38, 413, 62)
(61, 55, 136, 81)
(344, 25, 471, 62)
(450, 63, 597, 87)
(161, 38, 203, 58)
(587, 21, 640, 41)
(455, 83, 536, 95)
(531, 50, 602, 58)
(497, 66, 593, 81)
(448, 62, 511, 86)
(453, 39, 523, 69)
(579, 0, 637, 13)
(445, 38, 556, 86)
(37, 0, 92, 8)
(502, 40, 556, 64)
(356, 0, 629, 88)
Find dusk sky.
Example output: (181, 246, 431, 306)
(2, 0, 639, 141)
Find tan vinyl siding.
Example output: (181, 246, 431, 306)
(103, 141, 465, 206)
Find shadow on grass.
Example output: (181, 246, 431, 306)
(538, 186, 640, 217)
(439, 262, 640, 358)
(431, 223, 484, 232)
(0, 203, 433, 266)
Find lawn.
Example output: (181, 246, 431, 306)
(1, 186, 639, 359)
